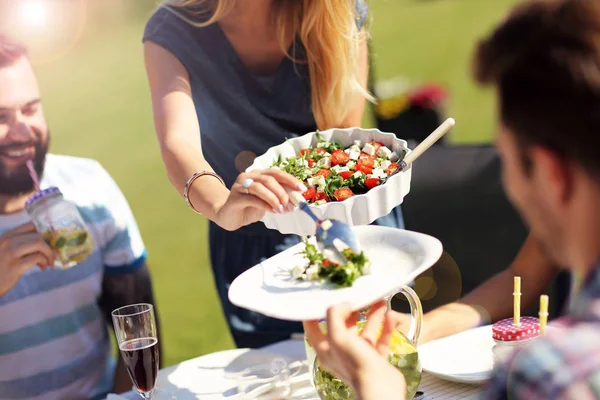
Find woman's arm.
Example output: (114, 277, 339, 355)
(144, 42, 302, 230)
(144, 41, 229, 220)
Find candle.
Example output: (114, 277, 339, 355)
(514, 276, 521, 326)
(539, 295, 549, 335)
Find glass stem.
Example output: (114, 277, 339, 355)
(139, 390, 152, 399)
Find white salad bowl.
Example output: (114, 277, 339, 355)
(246, 127, 412, 236)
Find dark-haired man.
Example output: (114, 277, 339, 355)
(0, 34, 160, 399)
(305, 0, 600, 398)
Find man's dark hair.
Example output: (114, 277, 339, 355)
(474, 0, 600, 176)
(0, 33, 28, 68)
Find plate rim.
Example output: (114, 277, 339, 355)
(228, 226, 443, 321)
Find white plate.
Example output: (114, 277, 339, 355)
(246, 127, 412, 236)
(228, 225, 443, 321)
(419, 325, 495, 384)
(155, 348, 305, 399)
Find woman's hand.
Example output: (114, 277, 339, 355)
(214, 168, 307, 231)
(303, 301, 407, 400)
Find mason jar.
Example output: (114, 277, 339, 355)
(25, 187, 94, 269)
(491, 316, 540, 368)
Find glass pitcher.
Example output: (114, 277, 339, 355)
(304, 286, 423, 400)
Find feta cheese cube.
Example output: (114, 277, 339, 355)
(331, 165, 341, 173)
(353, 171, 363, 179)
(291, 265, 305, 280)
(306, 265, 319, 280)
(380, 160, 392, 170)
(314, 200, 327, 206)
(338, 166, 350, 173)
(389, 152, 400, 162)
(349, 144, 361, 153)
(344, 149, 351, 154)
(362, 142, 377, 156)
(318, 157, 331, 168)
(303, 159, 310, 167)
(362, 262, 372, 275)
(307, 177, 316, 187)
(347, 160, 356, 170)
(353, 139, 362, 147)
(372, 167, 387, 178)
(314, 175, 326, 188)
(349, 150, 360, 160)
(377, 146, 393, 158)
(317, 141, 328, 148)
(321, 219, 333, 231)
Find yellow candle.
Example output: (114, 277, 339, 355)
(540, 295, 549, 335)
(514, 276, 521, 326)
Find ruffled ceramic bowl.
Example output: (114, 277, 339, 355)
(246, 127, 412, 237)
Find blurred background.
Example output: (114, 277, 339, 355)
(1, 0, 522, 366)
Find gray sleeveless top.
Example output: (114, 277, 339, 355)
(143, 1, 368, 190)
(142, 2, 405, 348)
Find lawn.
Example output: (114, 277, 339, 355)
(28, 0, 521, 366)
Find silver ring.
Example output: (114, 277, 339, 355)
(242, 178, 254, 194)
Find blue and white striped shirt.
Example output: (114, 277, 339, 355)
(0, 154, 147, 400)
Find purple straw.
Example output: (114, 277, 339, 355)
(26, 160, 40, 192)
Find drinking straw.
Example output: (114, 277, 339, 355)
(539, 295, 549, 335)
(514, 276, 521, 326)
(26, 160, 40, 192)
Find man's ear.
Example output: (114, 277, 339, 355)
(529, 145, 572, 205)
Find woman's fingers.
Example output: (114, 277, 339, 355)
(253, 175, 290, 211)
(263, 168, 307, 192)
(303, 320, 329, 355)
(361, 301, 387, 345)
(236, 170, 307, 213)
(376, 311, 404, 356)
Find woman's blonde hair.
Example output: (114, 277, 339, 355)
(162, 0, 372, 129)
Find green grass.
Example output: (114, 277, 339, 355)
(31, 0, 521, 367)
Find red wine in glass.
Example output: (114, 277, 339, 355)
(112, 304, 159, 399)
(120, 337, 159, 393)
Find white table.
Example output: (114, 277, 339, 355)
(114, 339, 481, 400)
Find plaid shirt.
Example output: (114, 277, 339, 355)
(484, 264, 600, 399)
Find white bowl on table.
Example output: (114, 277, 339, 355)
(246, 127, 412, 237)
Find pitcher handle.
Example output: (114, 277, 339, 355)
(387, 285, 423, 347)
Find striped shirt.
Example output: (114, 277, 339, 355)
(0, 154, 147, 400)
(485, 263, 600, 399)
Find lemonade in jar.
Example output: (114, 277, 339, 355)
(25, 187, 94, 269)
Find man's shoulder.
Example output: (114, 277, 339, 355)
(42, 154, 126, 208)
(44, 153, 107, 178)
(43, 154, 119, 191)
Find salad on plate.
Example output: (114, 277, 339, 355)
(290, 240, 371, 288)
(272, 132, 405, 204)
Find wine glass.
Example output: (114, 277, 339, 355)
(112, 303, 159, 399)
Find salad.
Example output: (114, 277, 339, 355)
(291, 240, 371, 288)
(271, 132, 405, 204)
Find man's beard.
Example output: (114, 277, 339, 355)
(0, 135, 49, 196)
